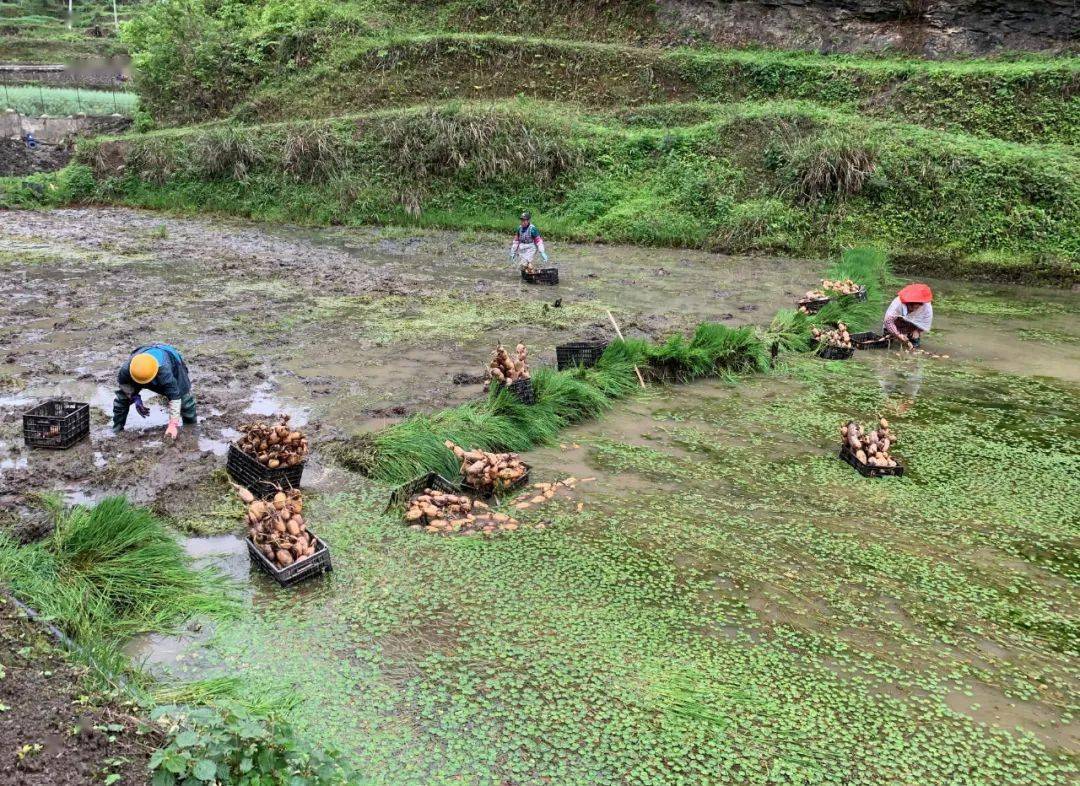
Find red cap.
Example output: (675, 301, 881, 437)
(898, 283, 933, 304)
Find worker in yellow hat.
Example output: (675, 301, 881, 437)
(113, 343, 196, 439)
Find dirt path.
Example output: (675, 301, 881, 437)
(0, 596, 154, 786)
(0, 207, 818, 521)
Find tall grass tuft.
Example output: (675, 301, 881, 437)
(0, 497, 237, 661)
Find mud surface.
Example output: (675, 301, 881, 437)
(0, 597, 153, 786)
(0, 207, 818, 519)
(1, 208, 1076, 529)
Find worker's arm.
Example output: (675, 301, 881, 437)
(534, 230, 548, 263)
(883, 314, 913, 348)
(155, 362, 184, 438)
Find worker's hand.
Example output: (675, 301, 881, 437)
(903, 339, 915, 351)
(165, 418, 180, 439)
(540, 251, 549, 263)
(508, 251, 516, 264)
(132, 394, 150, 418)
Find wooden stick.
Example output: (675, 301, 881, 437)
(607, 309, 646, 389)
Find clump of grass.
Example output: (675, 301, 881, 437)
(783, 132, 877, 202)
(0, 497, 237, 661)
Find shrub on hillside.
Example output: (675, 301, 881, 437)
(781, 133, 877, 203)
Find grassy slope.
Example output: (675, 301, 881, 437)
(237, 33, 1080, 146)
(0, 0, 136, 60)
(44, 100, 1078, 284)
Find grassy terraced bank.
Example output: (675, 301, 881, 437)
(7, 99, 1072, 284)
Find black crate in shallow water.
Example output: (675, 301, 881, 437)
(246, 534, 332, 587)
(23, 400, 90, 449)
(226, 443, 304, 498)
(797, 296, 830, 314)
(386, 472, 460, 513)
(816, 342, 855, 361)
(556, 340, 608, 371)
(850, 331, 893, 350)
(838, 446, 904, 478)
(521, 267, 559, 286)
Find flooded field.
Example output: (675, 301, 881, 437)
(2, 208, 1079, 784)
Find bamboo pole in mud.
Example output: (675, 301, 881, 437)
(606, 309, 646, 389)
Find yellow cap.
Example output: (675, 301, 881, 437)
(129, 353, 159, 384)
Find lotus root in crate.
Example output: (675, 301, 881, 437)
(227, 443, 305, 498)
(387, 472, 460, 513)
(521, 267, 559, 286)
(23, 400, 90, 449)
(247, 534, 332, 587)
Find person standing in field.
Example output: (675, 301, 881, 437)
(508, 211, 549, 270)
(112, 343, 197, 439)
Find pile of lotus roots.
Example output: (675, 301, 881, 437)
(811, 322, 852, 348)
(237, 485, 318, 568)
(821, 278, 863, 296)
(486, 343, 530, 388)
(841, 418, 900, 469)
(236, 415, 308, 469)
(404, 487, 521, 535)
(446, 440, 528, 494)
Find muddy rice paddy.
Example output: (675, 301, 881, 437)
(2, 208, 1078, 784)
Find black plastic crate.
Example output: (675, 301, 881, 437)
(493, 377, 538, 405)
(797, 296, 830, 314)
(816, 342, 854, 360)
(386, 472, 460, 513)
(522, 267, 559, 286)
(838, 446, 904, 478)
(850, 331, 893, 350)
(247, 534, 332, 588)
(462, 464, 531, 500)
(227, 443, 305, 499)
(23, 400, 90, 449)
(556, 340, 608, 371)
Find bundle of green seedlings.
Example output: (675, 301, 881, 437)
(334, 249, 888, 486)
(841, 417, 900, 469)
(403, 487, 521, 535)
(0, 497, 236, 671)
(811, 322, 852, 349)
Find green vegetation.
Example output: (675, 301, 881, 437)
(0, 0, 137, 60)
(334, 247, 885, 484)
(0, 496, 237, 671)
(0, 84, 138, 115)
(46, 101, 1076, 283)
(149, 701, 357, 785)
(194, 350, 1079, 785)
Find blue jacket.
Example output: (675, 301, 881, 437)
(118, 343, 191, 401)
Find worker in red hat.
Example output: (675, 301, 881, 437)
(883, 283, 933, 350)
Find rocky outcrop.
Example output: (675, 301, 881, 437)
(660, 1, 1078, 55)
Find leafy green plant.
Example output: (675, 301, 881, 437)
(148, 702, 359, 786)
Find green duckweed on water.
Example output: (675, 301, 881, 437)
(152, 347, 1078, 785)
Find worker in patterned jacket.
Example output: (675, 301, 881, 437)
(508, 211, 549, 270)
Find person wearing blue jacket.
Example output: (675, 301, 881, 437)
(113, 343, 197, 439)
